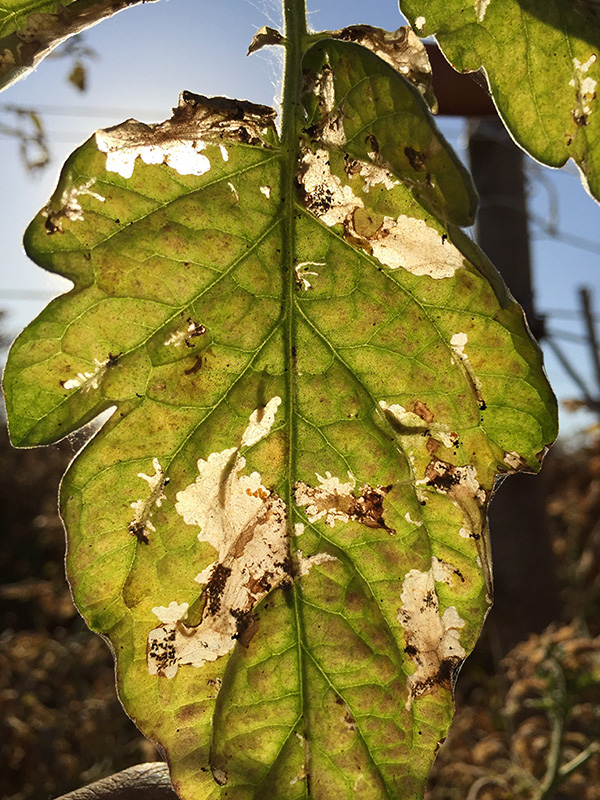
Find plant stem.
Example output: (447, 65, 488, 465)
(280, 0, 307, 153)
(533, 659, 567, 800)
(280, 0, 309, 782)
(280, 0, 306, 499)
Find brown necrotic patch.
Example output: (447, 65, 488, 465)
(205, 564, 233, 615)
(425, 460, 462, 493)
(327, 25, 435, 105)
(405, 146, 427, 172)
(229, 608, 259, 647)
(413, 400, 434, 424)
(129, 520, 149, 545)
(295, 472, 395, 533)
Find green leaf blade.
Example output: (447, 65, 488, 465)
(400, 0, 600, 201)
(4, 42, 557, 800)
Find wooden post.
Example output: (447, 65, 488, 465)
(467, 117, 559, 651)
(579, 287, 600, 396)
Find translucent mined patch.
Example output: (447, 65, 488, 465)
(310, 65, 346, 148)
(295, 471, 357, 527)
(450, 332, 484, 399)
(148, 442, 288, 678)
(379, 400, 458, 449)
(414, 16, 426, 32)
(299, 150, 463, 279)
(152, 601, 189, 624)
(450, 332, 467, 357)
(379, 401, 426, 430)
(569, 55, 598, 124)
(241, 396, 282, 448)
(296, 549, 338, 577)
(300, 148, 364, 227)
(62, 357, 108, 392)
(96, 124, 211, 179)
(420, 458, 491, 589)
(474, 0, 491, 22)
(227, 182, 239, 202)
(164, 319, 206, 348)
(260, 185, 271, 198)
(129, 458, 167, 541)
(369, 216, 465, 277)
(503, 451, 527, 470)
(0, 48, 16, 72)
(329, 25, 433, 103)
(44, 177, 105, 229)
(420, 460, 486, 505)
(398, 560, 466, 707)
(295, 471, 393, 532)
(358, 161, 399, 192)
(295, 261, 323, 291)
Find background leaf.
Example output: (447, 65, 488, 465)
(0, 0, 158, 92)
(3, 38, 557, 799)
(399, 0, 600, 202)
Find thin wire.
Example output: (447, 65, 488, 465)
(530, 217, 600, 256)
(545, 308, 600, 321)
(1, 103, 164, 118)
(546, 328, 591, 345)
(545, 336, 598, 407)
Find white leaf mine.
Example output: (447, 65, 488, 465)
(298, 148, 464, 279)
(62, 357, 109, 392)
(240, 395, 282, 448)
(129, 458, 168, 543)
(147, 398, 289, 678)
(296, 549, 338, 577)
(398, 558, 466, 708)
(569, 54, 598, 125)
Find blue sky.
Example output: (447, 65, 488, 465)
(0, 0, 599, 438)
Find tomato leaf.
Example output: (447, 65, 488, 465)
(3, 36, 557, 799)
(400, 0, 600, 202)
(0, 0, 157, 91)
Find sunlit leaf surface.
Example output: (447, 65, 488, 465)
(400, 0, 600, 202)
(4, 37, 557, 799)
(0, 0, 157, 91)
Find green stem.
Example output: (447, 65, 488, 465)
(280, 0, 309, 786)
(533, 659, 568, 800)
(281, 0, 307, 153)
(280, 0, 305, 511)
